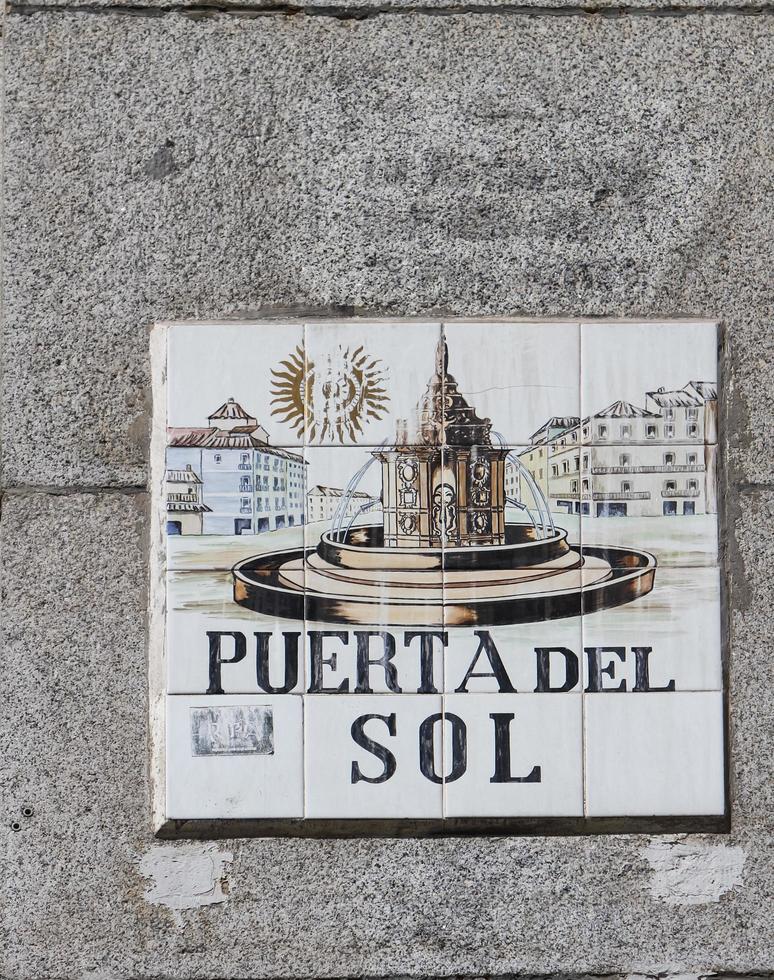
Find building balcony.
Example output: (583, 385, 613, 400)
(238, 463, 251, 470)
(167, 492, 198, 503)
(592, 491, 650, 501)
(662, 489, 700, 498)
(591, 464, 705, 475)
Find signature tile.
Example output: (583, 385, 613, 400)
(166, 694, 304, 819)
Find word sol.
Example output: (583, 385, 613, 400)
(351, 710, 541, 785)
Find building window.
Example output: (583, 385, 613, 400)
(687, 453, 697, 465)
(665, 480, 677, 492)
(620, 424, 631, 440)
(562, 461, 569, 474)
(214, 453, 222, 464)
(241, 453, 249, 464)
(664, 408, 674, 421)
(597, 425, 608, 439)
(619, 454, 630, 467)
(665, 424, 674, 439)
(574, 457, 580, 470)
(687, 408, 699, 420)
(582, 454, 589, 469)
(551, 465, 559, 478)
(646, 424, 658, 439)
(621, 481, 631, 493)
(688, 479, 699, 492)
(538, 468, 543, 479)
(239, 476, 251, 492)
(687, 424, 698, 437)
(664, 453, 675, 466)
(582, 478, 589, 492)
(571, 479, 579, 493)
(582, 426, 589, 439)
(240, 497, 251, 513)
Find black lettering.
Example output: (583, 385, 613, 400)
(585, 647, 627, 692)
(490, 713, 541, 783)
(419, 713, 467, 783)
(633, 646, 676, 692)
(206, 630, 246, 695)
(404, 631, 447, 694)
(308, 631, 350, 693)
(255, 631, 300, 694)
(455, 630, 516, 693)
(351, 714, 397, 784)
(534, 647, 579, 693)
(354, 631, 401, 693)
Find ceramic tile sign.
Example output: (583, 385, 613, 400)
(151, 319, 725, 828)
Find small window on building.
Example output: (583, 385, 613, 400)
(551, 465, 559, 478)
(664, 453, 676, 465)
(646, 424, 658, 439)
(562, 461, 569, 474)
(621, 481, 631, 493)
(571, 479, 579, 493)
(687, 424, 698, 437)
(582, 479, 589, 492)
(664, 408, 674, 420)
(214, 453, 222, 464)
(598, 424, 608, 439)
(687, 408, 699, 420)
(688, 453, 697, 465)
(688, 479, 699, 492)
(240, 496, 251, 512)
(665, 480, 677, 492)
(619, 454, 630, 467)
(241, 453, 249, 464)
(620, 424, 631, 440)
(239, 476, 250, 491)
(665, 424, 674, 439)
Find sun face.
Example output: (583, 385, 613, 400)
(271, 343, 390, 443)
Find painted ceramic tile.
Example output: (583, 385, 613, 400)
(443, 694, 583, 817)
(581, 565, 722, 692)
(304, 695, 444, 818)
(442, 322, 581, 446)
(167, 322, 305, 446)
(584, 692, 725, 816)
(303, 321, 442, 446)
(580, 321, 718, 445)
(579, 443, 718, 566)
(167, 572, 306, 695)
(166, 695, 304, 819)
(155, 319, 725, 827)
(303, 445, 445, 632)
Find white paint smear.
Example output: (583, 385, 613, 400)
(139, 843, 233, 910)
(642, 839, 746, 906)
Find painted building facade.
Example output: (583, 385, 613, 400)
(306, 485, 381, 523)
(518, 383, 718, 517)
(166, 398, 306, 535)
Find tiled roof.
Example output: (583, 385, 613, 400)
(208, 398, 255, 421)
(647, 389, 702, 408)
(686, 381, 718, 401)
(166, 468, 202, 483)
(166, 502, 211, 513)
(594, 400, 660, 419)
(528, 416, 581, 442)
(167, 427, 304, 463)
(307, 484, 377, 499)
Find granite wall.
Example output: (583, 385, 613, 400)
(1, 3, 772, 978)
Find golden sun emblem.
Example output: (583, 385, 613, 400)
(271, 344, 390, 443)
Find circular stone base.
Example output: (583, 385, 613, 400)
(232, 524, 656, 627)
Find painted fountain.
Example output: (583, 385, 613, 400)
(233, 341, 656, 626)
